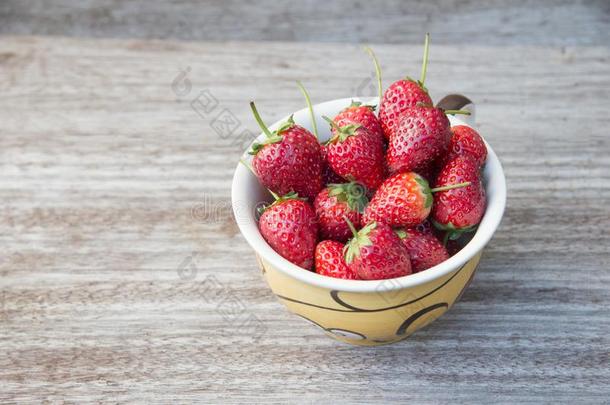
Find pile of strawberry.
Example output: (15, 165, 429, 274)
(246, 35, 487, 280)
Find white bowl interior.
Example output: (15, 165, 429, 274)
(232, 97, 506, 292)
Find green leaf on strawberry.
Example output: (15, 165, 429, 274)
(348, 100, 376, 112)
(322, 115, 362, 143)
(327, 181, 369, 213)
(431, 220, 478, 245)
(249, 101, 296, 155)
(414, 175, 433, 209)
(257, 190, 307, 214)
(344, 221, 376, 264)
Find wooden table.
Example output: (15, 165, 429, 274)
(1, 27, 609, 404)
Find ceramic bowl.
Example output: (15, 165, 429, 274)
(232, 97, 506, 346)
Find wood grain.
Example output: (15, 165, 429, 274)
(0, 36, 609, 403)
(1, 0, 609, 46)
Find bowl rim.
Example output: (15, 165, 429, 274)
(231, 97, 506, 292)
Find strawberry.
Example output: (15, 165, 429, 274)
(324, 118, 386, 191)
(315, 240, 359, 280)
(258, 192, 318, 270)
(363, 172, 432, 228)
(395, 228, 449, 273)
(249, 102, 323, 201)
(364, 171, 471, 228)
(333, 101, 384, 141)
(379, 34, 433, 140)
(314, 181, 367, 243)
(344, 221, 412, 280)
(386, 104, 453, 174)
(444, 125, 488, 168)
(379, 82, 433, 141)
(432, 155, 486, 241)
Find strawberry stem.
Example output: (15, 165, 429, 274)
(430, 182, 471, 193)
(296, 81, 318, 140)
(250, 101, 273, 138)
(344, 216, 359, 238)
(364, 46, 382, 104)
(322, 115, 361, 143)
(444, 109, 471, 116)
(269, 189, 281, 201)
(322, 115, 340, 132)
(420, 33, 430, 86)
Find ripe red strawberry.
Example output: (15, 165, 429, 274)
(444, 125, 488, 168)
(395, 228, 449, 273)
(315, 240, 359, 280)
(249, 102, 323, 201)
(324, 118, 386, 191)
(363, 172, 432, 228)
(432, 155, 486, 240)
(314, 181, 368, 243)
(386, 105, 452, 174)
(258, 192, 318, 270)
(333, 101, 384, 141)
(379, 34, 433, 140)
(344, 221, 412, 280)
(364, 171, 471, 228)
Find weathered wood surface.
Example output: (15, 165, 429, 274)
(0, 36, 609, 403)
(1, 0, 609, 46)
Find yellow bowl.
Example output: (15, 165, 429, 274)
(232, 97, 506, 346)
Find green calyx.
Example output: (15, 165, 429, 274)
(347, 100, 376, 112)
(344, 220, 376, 264)
(394, 228, 408, 239)
(249, 101, 295, 155)
(406, 76, 429, 94)
(415, 175, 471, 210)
(432, 220, 478, 245)
(327, 181, 369, 213)
(257, 190, 305, 214)
(414, 175, 433, 209)
(322, 116, 361, 144)
(249, 136, 282, 155)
